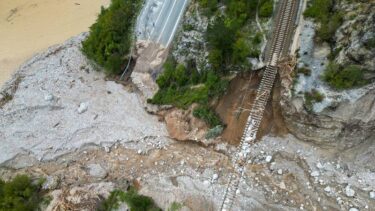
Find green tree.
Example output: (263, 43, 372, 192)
(232, 38, 251, 65)
(82, 0, 142, 75)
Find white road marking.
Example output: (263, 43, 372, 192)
(147, 0, 168, 41)
(165, 0, 189, 46)
(156, 0, 177, 43)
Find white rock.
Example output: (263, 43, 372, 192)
(316, 162, 324, 169)
(44, 93, 54, 101)
(345, 185, 355, 197)
(203, 180, 210, 186)
(265, 155, 272, 163)
(324, 186, 331, 193)
(137, 149, 142, 154)
(212, 173, 219, 181)
(77, 102, 88, 114)
(369, 191, 375, 199)
(42, 176, 59, 190)
(104, 146, 110, 153)
(311, 171, 320, 177)
(87, 164, 107, 179)
(349, 208, 359, 211)
(277, 169, 283, 175)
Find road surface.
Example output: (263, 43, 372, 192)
(136, 0, 190, 47)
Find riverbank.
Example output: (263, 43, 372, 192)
(0, 0, 109, 86)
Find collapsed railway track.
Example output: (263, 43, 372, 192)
(219, 0, 300, 210)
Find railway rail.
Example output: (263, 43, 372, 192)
(219, 0, 300, 210)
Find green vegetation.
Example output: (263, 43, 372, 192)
(365, 37, 375, 50)
(205, 125, 224, 139)
(204, 0, 268, 73)
(304, 0, 343, 43)
(259, 0, 274, 18)
(304, 89, 324, 111)
(82, 0, 142, 75)
(167, 202, 183, 211)
(98, 188, 161, 211)
(297, 67, 311, 76)
(149, 59, 228, 108)
(193, 106, 222, 127)
(323, 63, 369, 90)
(197, 0, 219, 16)
(152, 0, 274, 127)
(0, 175, 47, 211)
(149, 59, 227, 126)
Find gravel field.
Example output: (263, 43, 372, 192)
(0, 33, 170, 164)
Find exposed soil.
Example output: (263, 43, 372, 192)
(215, 70, 289, 145)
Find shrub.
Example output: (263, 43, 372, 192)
(0, 175, 46, 211)
(303, 0, 343, 43)
(365, 37, 375, 49)
(197, 0, 219, 16)
(259, 0, 273, 18)
(98, 188, 161, 211)
(297, 67, 311, 76)
(304, 89, 324, 111)
(323, 63, 368, 89)
(82, 0, 142, 75)
(205, 125, 224, 139)
(168, 202, 183, 211)
(150, 62, 228, 110)
(193, 106, 222, 127)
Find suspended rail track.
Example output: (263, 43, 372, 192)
(219, 0, 300, 210)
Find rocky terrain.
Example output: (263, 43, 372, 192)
(1, 1, 375, 210)
(281, 0, 375, 149)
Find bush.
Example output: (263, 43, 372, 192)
(82, 0, 142, 75)
(304, 89, 324, 111)
(168, 202, 183, 211)
(297, 67, 311, 76)
(304, 0, 343, 43)
(259, 0, 273, 18)
(205, 0, 262, 73)
(197, 0, 219, 16)
(323, 63, 368, 89)
(98, 188, 161, 211)
(150, 61, 228, 110)
(0, 175, 46, 211)
(193, 106, 222, 127)
(205, 125, 224, 139)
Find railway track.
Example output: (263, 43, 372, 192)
(219, 0, 300, 210)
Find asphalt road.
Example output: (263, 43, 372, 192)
(136, 0, 190, 47)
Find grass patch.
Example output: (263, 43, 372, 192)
(82, 0, 142, 75)
(304, 89, 324, 111)
(149, 59, 228, 109)
(323, 63, 369, 90)
(98, 188, 161, 211)
(259, 0, 274, 18)
(304, 0, 343, 44)
(149, 59, 227, 126)
(365, 37, 375, 50)
(167, 202, 183, 211)
(297, 67, 311, 76)
(193, 106, 222, 127)
(0, 175, 48, 211)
